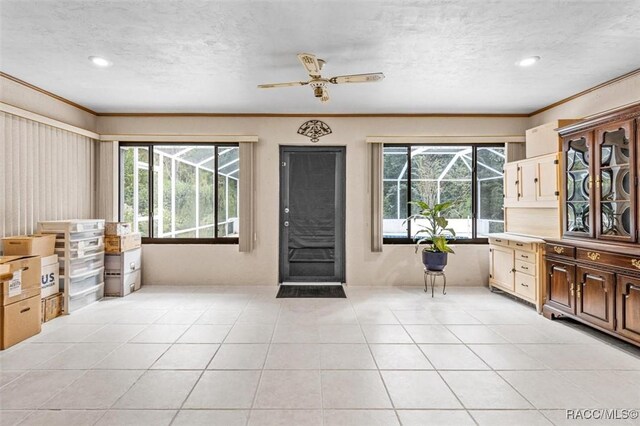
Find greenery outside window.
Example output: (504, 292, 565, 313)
(120, 143, 239, 243)
(383, 144, 505, 243)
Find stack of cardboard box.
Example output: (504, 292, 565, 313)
(0, 234, 60, 349)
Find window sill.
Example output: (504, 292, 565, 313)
(141, 238, 239, 245)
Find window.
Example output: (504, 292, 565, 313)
(120, 143, 239, 242)
(383, 144, 505, 243)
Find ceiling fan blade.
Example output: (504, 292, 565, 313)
(320, 87, 330, 103)
(257, 81, 308, 89)
(329, 72, 385, 84)
(297, 53, 321, 77)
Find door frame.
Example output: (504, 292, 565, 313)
(278, 145, 346, 284)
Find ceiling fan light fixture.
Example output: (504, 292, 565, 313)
(517, 56, 540, 67)
(89, 56, 112, 67)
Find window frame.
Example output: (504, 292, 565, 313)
(118, 142, 239, 244)
(382, 143, 506, 245)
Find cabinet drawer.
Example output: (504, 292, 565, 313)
(515, 250, 535, 264)
(546, 243, 575, 258)
(122, 248, 142, 272)
(509, 240, 534, 251)
(515, 259, 536, 276)
(577, 248, 640, 273)
(489, 237, 509, 247)
(515, 272, 536, 300)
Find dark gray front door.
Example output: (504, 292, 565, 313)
(279, 146, 346, 283)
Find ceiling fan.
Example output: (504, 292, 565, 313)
(257, 53, 384, 103)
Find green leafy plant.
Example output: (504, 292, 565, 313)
(406, 200, 456, 254)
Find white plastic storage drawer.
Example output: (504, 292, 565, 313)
(39, 219, 105, 233)
(105, 248, 141, 273)
(56, 238, 104, 258)
(60, 252, 104, 276)
(68, 283, 104, 312)
(105, 270, 141, 297)
(62, 267, 105, 297)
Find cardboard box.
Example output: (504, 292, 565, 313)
(105, 233, 141, 253)
(40, 254, 59, 299)
(43, 292, 63, 323)
(105, 222, 131, 236)
(1, 294, 41, 349)
(0, 256, 42, 306)
(2, 235, 55, 257)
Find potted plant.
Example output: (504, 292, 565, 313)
(407, 200, 456, 271)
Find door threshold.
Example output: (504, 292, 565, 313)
(281, 282, 343, 286)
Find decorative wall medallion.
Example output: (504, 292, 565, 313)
(297, 120, 332, 143)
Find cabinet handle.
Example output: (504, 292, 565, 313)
(534, 178, 538, 183)
(631, 259, 640, 269)
(129, 262, 136, 271)
(521, 265, 529, 270)
(553, 246, 564, 254)
(570, 282, 575, 297)
(516, 243, 524, 247)
(577, 284, 582, 299)
(495, 239, 502, 243)
(521, 282, 529, 287)
(586, 252, 601, 261)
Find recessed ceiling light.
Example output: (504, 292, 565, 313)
(517, 56, 540, 67)
(89, 56, 112, 67)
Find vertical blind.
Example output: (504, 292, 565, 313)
(0, 112, 96, 238)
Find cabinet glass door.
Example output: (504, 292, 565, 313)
(565, 134, 592, 236)
(596, 121, 635, 241)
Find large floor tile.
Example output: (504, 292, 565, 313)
(419, 344, 489, 370)
(114, 370, 200, 409)
(129, 324, 190, 343)
(95, 409, 176, 426)
(173, 410, 249, 426)
(271, 324, 321, 343)
(470, 409, 553, 425)
(34, 342, 120, 370)
(196, 309, 242, 324)
(370, 344, 432, 369)
(264, 344, 321, 369)
(152, 343, 219, 369)
(446, 325, 509, 343)
(499, 370, 603, 409)
(43, 370, 144, 409)
(30, 324, 106, 343)
(177, 325, 232, 343)
(392, 310, 439, 324)
(397, 410, 475, 426)
(362, 325, 413, 343)
(155, 309, 205, 325)
(440, 371, 532, 409)
(382, 370, 461, 409)
(183, 370, 261, 408)
(0, 343, 72, 370)
(19, 409, 105, 426)
(404, 325, 462, 343)
(113, 309, 168, 324)
(208, 344, 269, 369)
(469, 344, 547, 370)
(320, 344, 377, 369)
(0, 371, 24, 388)
(323, 409, 400, 426)
(248, 409, 322, 426)
(254, 370, 322, 408)
(224, 324, 274, 343)
(321, 370, 392, 408)
(432, 310, 482, 325)
(318, 325, 366, 343)
(82, 324, 147, 343)
(0, 370, 85, 409)
(0, 410, 31, 426)
(93, 343, 169, 369)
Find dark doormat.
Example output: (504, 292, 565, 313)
(276, 285, 347, 298)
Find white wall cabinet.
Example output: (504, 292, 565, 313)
(488, 234, 545, 312)
(503, 153, 559, 208)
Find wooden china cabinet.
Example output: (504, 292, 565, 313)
(544, 102, 640, 346)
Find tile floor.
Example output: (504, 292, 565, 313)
(1, 285, 639, 425)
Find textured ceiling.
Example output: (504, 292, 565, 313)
(1, 0, 639, 113)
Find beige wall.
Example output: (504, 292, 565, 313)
(99, 115, 528, 286)
(528, 71, 640, 126)
(1, 75, 97, 132)
(4, 68, 638, 286)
